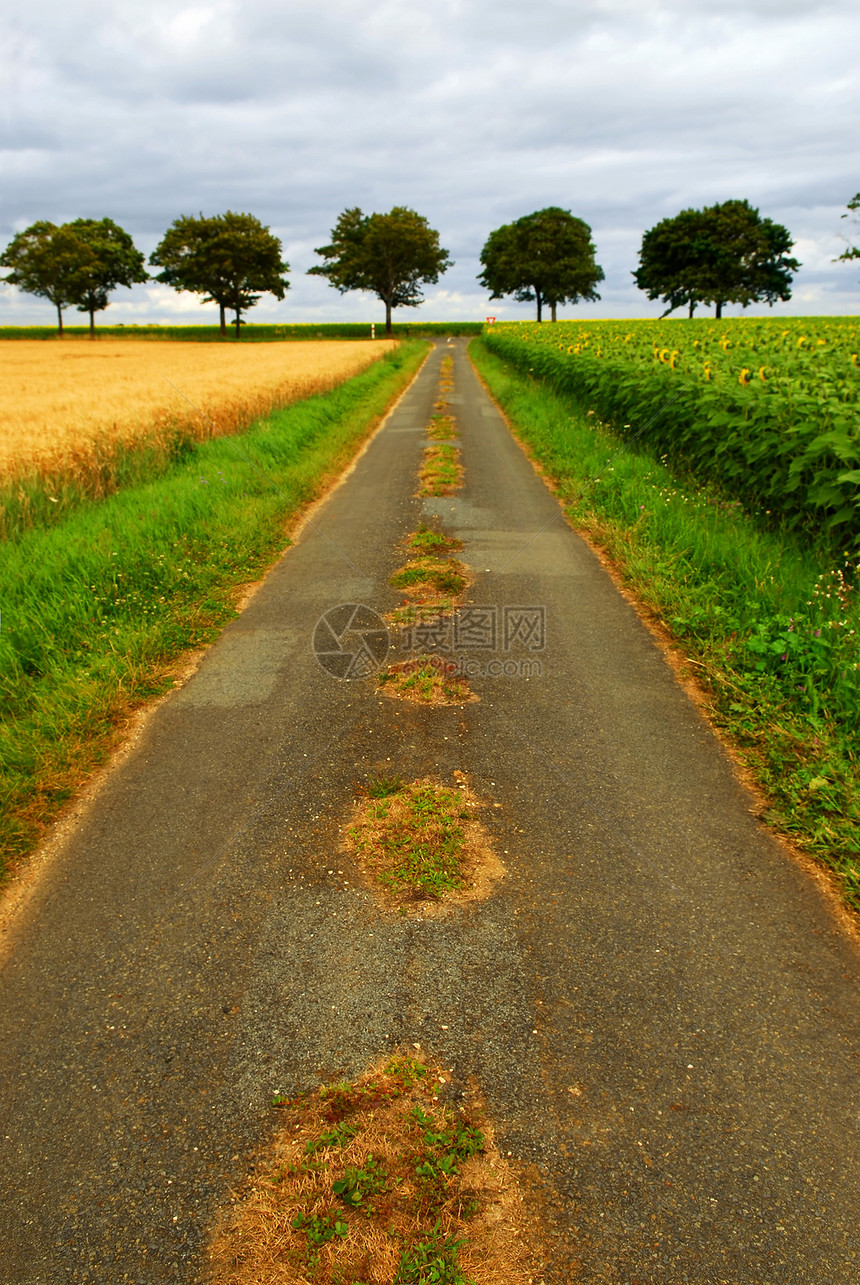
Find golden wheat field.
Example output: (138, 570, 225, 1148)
(0, 338, 397, 477)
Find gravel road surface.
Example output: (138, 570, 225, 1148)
(0, 339, 858, 1284)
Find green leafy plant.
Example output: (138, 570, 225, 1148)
(393, 1224, 471, 1285)
(332, 1155, 388, 1211)
(291, 1210, 350, 1246)
(306, 1119, 361, 1153)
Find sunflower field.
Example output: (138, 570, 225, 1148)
(481, 317, 860, 546)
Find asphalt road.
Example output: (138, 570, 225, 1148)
(1, 339, 858, 1284)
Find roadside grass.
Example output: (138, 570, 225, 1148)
(419, 444, 464, 497)
(469, 338, 860, 913)
(347, 775, 493, 904)
(0, 341, 428, 881)
(207, 1054, 537, 1285)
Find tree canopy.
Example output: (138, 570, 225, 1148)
(63, 218, 148, 336)
(834, 192, 860, 274)
(634, 200, 800, 319)
(0, 219, 145, 336)
(151, 212, 289, 337)
(478, 207, 604, 322)
(308, 207, 451, 334)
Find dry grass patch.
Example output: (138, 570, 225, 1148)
(389, 557, 469, 600)
(207, 1055, 539, 1285)
(427, 413, 458, 441)
(0, 338, 394, 480)
(419, 444, 463, 497)
(385, 526, 468, 639)
(346, 774, 499, 907)
(379, 655, 477, 707)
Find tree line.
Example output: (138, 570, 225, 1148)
(1, 195, 857, 336)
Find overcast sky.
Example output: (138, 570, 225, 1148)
(2, 0, 859, 326)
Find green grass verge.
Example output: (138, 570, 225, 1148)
(0, 340, 428, 878)
(469, 337, 860, 914)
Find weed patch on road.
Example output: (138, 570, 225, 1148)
(207, 1055, 538, 1285)
(419, 442, 464, 496)
(379, 655, 478, 707)
(382, 524, 475, 702)
(427, 412, 459, 441)
(346, 774, 500, 909)
(389, 557, 468, 599)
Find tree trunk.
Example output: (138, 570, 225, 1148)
(536, 293, 542, 323)
(688, 299, 696, 318)
(715, 300, 723, 320)
(57, 303, 64, 337)
(551, 301, 557, 322)
(234, 309, 241, 339)
(385, 300, 392, 335)
(219, 303, 226, 336)
(89, 308, 95, 339)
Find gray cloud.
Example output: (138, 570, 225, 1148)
(2, 0, 858, 324)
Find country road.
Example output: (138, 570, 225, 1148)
(1, 338, 858, 1284)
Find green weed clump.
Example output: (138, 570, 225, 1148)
(379, 655, 475, 706)
(408, 525, 463, 556)
(419, 443, 463, 496)
(207, 1054, 535, 1285)
(471, 337, 860, 913)
(390, 559, 467, 597)
(349, 780, 473, 900)
(0, 342, 427, 879)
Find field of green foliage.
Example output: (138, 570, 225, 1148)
(482, 317, 860, 547)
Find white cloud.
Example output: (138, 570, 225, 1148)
(1, 0, 858, 324)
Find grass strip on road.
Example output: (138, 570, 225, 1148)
(0, 341, 428, 880)
(470, 337, 860, 916)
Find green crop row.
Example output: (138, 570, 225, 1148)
(0, 321, 484, 342)
(481, 318, 860, 547)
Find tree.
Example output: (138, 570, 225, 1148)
(308, 207, 451, 334)
(478, 207, 604, 322)
(634, 200, 799, 319)
(0, 221, 95, 335)
(632, 208, 711, 318)
(834, 192, 860, 274)
(151, 212, 289, 337)
(65, 218, 148, 337)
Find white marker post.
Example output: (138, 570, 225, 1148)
(371, 323, 376, 339)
